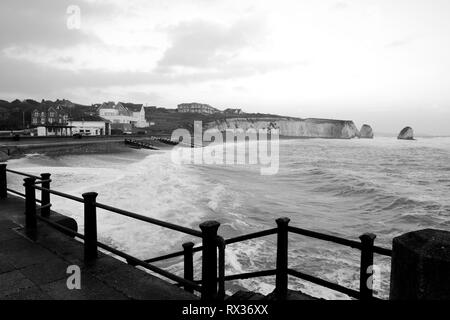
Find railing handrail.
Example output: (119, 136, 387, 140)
(95, 201, 202, 238)
(3, 167, 393, 300)
(6, 168, 41, 180)
(144, 228, 279, 263)
(288, 225, 392, 257)
(287, 268, 361, 299)
(33, 185, 85, 203)
(30, 184, 202, 237)
(143, 225, 392, 264)
(3, 168, 205, 297)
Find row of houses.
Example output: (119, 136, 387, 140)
(1, 99, 244, 136)
(30, 102, 152, 137)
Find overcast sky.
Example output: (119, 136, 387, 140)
(1, 0, 450, 135)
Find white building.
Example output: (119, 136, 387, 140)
(97, 102, 149, 128)
(36, 125, 72, 136)
(66, 114, 110, 135)
(177, 102, 220, 114)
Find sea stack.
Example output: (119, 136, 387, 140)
(359, 124, 374, 139)
(397, 126, 414, 140)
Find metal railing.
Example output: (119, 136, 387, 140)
(0, 163, 392, 301)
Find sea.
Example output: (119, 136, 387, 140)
(6, 136, 450, 299)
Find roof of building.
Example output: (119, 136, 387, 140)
(97, 101, 116, 109)
(120, 103, 143, 112)
(70, 114, 110, 122)
(31, 103, 69, 113)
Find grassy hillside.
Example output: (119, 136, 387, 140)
(146, 110, 295, 134)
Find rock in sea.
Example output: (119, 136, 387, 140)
(359, 124, 374, 139)
(397, 126, 414, 140)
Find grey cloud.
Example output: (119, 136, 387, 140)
(0, 0, 111, 48)
(158, 17, 267, 68)
(0, 53, 292, 97)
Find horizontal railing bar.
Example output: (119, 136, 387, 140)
(373, 246, 392, 257)
(288, 226, 362, 249)
(145, 246, 203, 263)
(287, 268, 360, 299)
(96, 241, 201, 291)
(95, 202, 202, 237)
(37, 215, 85, 239)
(7, 188, 26, 198)
(7, 189, 42, 203)
(33, 186, 85, 203)
(146, 250, 187, 263)
(33, 179, 51, 185)
(224, 228, 278, 245)
(6, 169, 41, 179)
(36, 203, 52, 210)
(145, 230, 277, 264)
(224, 269, 276, 281)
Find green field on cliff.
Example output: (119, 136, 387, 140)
(146, 110, 295, 135)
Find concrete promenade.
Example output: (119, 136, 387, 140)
(0, 195, 197, 300)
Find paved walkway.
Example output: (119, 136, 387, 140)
(0, 196, 198, 300)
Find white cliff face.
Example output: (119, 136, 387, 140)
(204, 117, 360, 139)
(398, 127, 414, 140)
(359, 124, 374, 139)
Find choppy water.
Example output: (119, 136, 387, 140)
(7, 137, 450, 299)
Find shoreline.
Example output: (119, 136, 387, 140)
(0, 140, 151, 163)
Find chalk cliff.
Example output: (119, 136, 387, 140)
(359, 124, 374, 139)
(204, 117, 360, 139)
(398, 127, 414, 140)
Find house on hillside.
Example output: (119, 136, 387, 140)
(177, 103, 220, 115)
(121, 103, 149, 128)
(32, 103, 72, 136)
(97, 102, 149, 128)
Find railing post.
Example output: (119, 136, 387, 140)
(83, 192, 98, 263)
(275, 217, 290, 300)
(23, 177, 37, 238)
(199, 220, 220, 301)
(359, 233, 376, 300)
(0, 163, 6, 199)
(40, 173, 51, 217)
(182, 241, 195, 293)
(217, 236, 226, 301)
